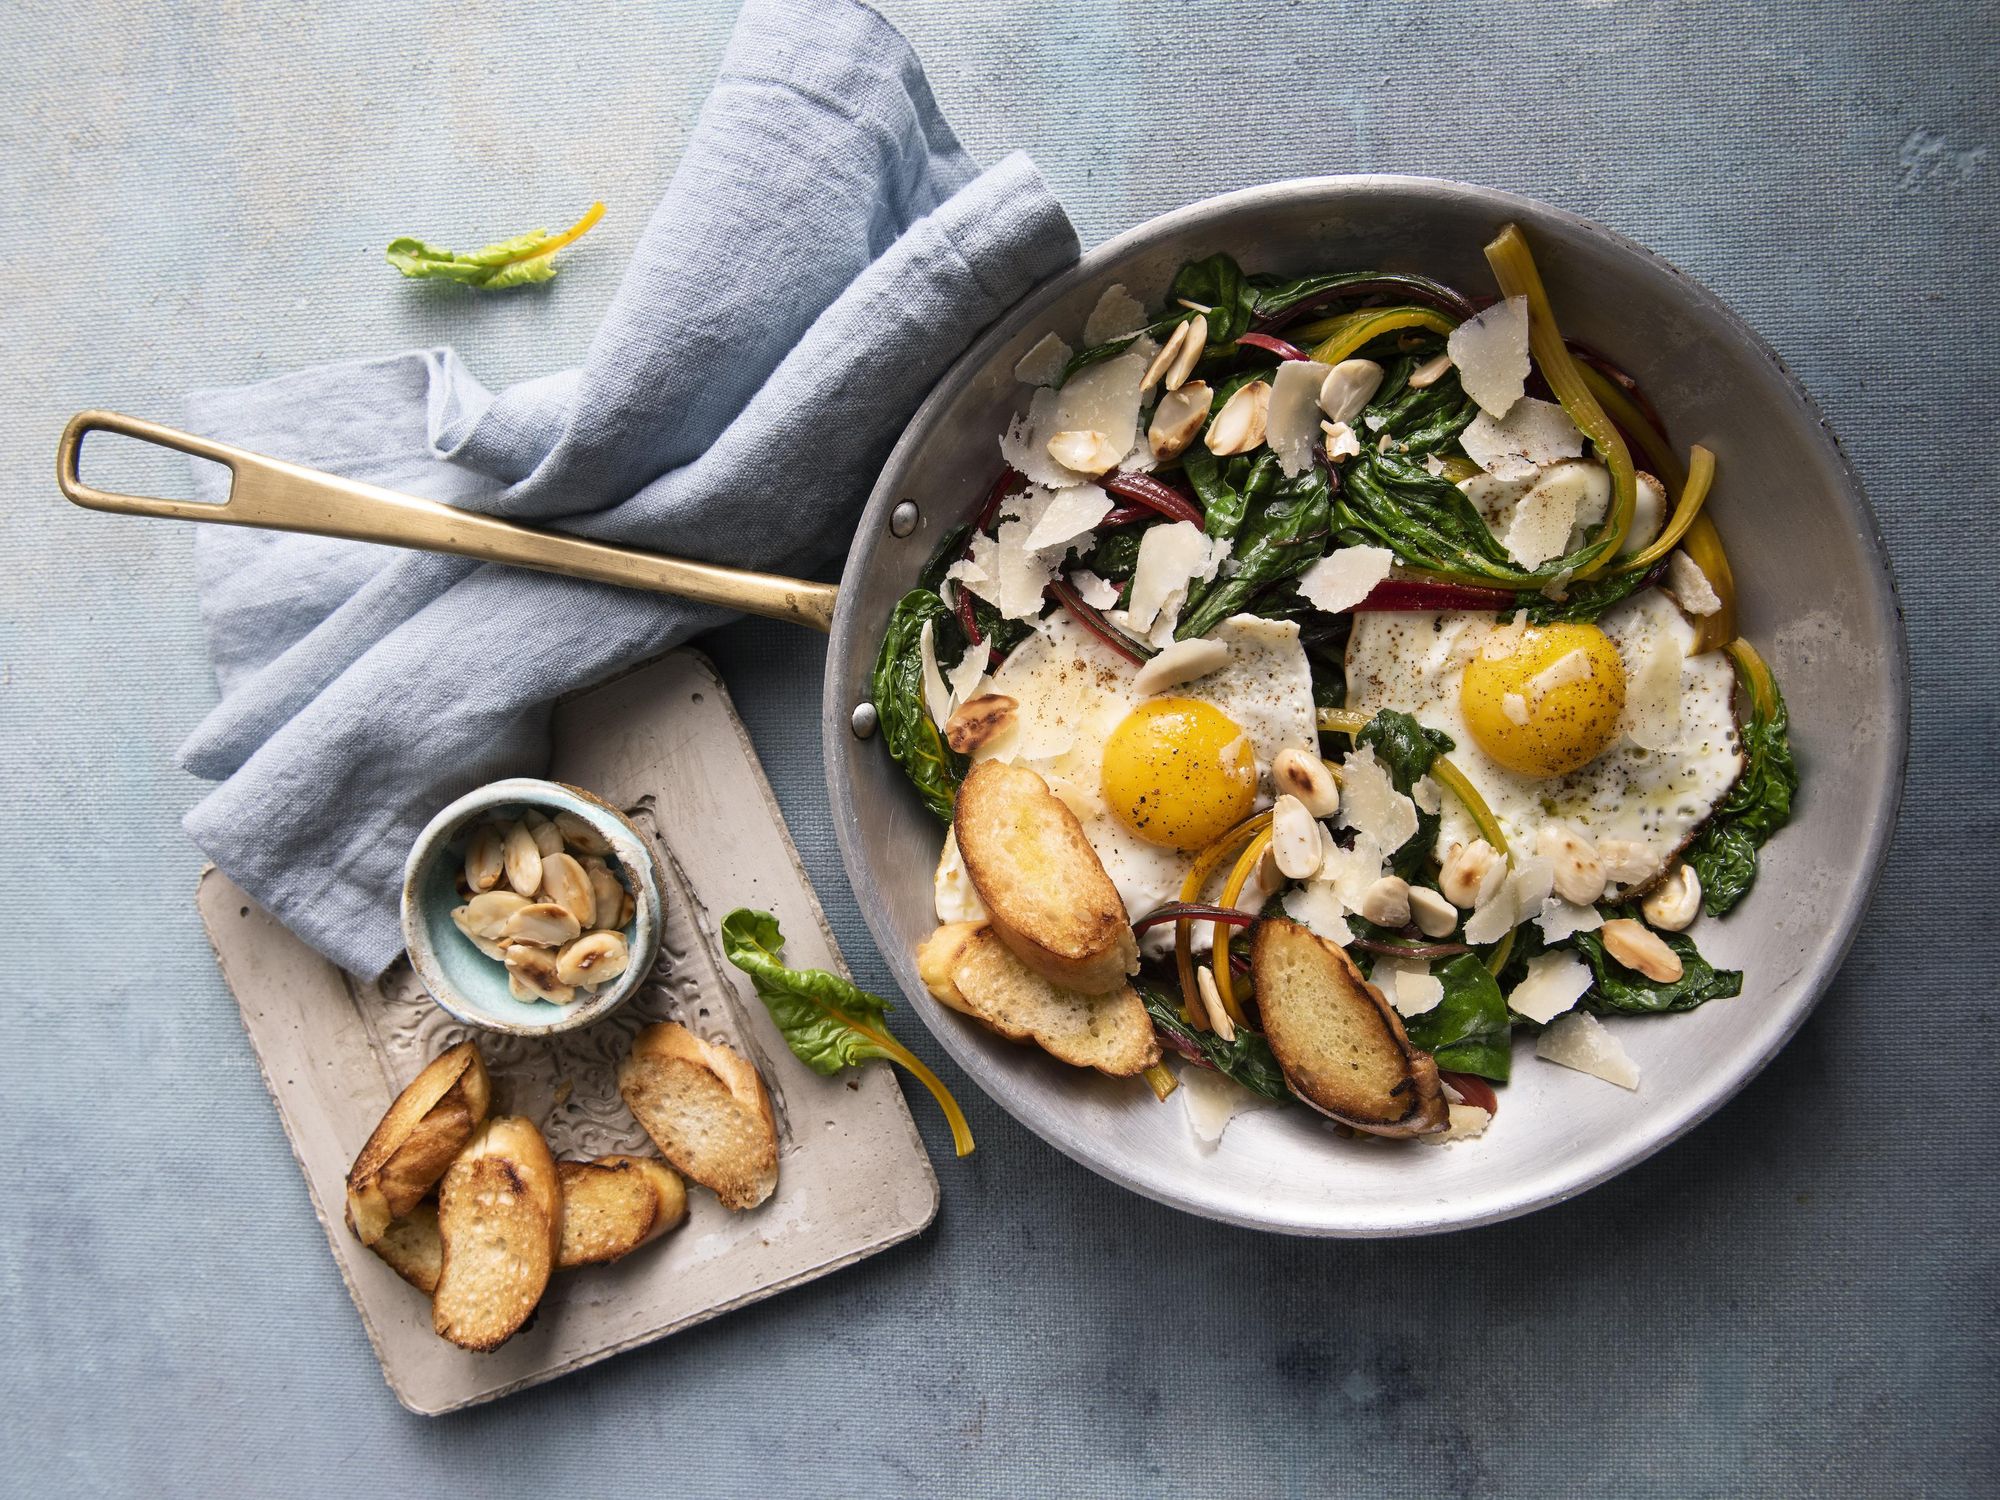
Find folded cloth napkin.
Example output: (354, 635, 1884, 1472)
(178, 0, 1078, 976)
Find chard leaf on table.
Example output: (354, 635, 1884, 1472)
(1399, 953, 1512, 1082)
(870, 589, 964, 824)
(722, 910, 974, 1156)
(385, 201, 604, 290)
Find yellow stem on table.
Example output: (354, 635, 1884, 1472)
(1484, 224, 1635, 579)
(829, 1003, 976, 1157)
(508, 200, 606, 265)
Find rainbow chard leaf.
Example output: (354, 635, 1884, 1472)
(386, 201, 604, 289)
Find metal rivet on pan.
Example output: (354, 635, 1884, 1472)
(850, 702, 879, 739)
(889, 500, 919, 538)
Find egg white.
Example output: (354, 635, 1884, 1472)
(937, 612, 1318, 927)
(1344, 594, 1743, 893)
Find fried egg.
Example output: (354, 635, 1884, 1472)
(936, 612, 1317, 927)
(1344, 592, 1743, 893)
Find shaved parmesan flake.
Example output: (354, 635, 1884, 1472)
(1180, 1064, 1278, 1146)
(1126, 521, 1215, 631)
(1537, 898, 1604, 942)
(1664, 550, 1723, 616)
(1460, 397, 1585, 480)
(1537, 1011, 1640, 1090)
(1317, 830, 1386, 911)
(997, 343, 1151, 487)
(1296, 545, 1394, 614)
(1266, 359, 1335, 476)
(1133, 637, 1230, 696)
(1281, 882, 1352, 945)
(1411, 776, 1441, 815)
(1445, 295, 1530, 418)
(1023, 485, 1113, 553)
(918, 619, 953, 731)
(945, 641, 988, 708)
(1502, 691, 1530, 726)
(933, 832, 988, 923)
(1619, 472, 1667, 557)
(1084, 283, 1147, 345)
(1528, 647, 1593, 704)
(1419, 1102, 1492, 1145)
(947, 532, 999, 605)
(1508, 950, 1591, 1024)
(1382, 961, 1443, 1018)
(1505, 464, 1606, 571)
(1014, 332, 1070, 387)
(1336, 746, 1418, 855)
(1462, 883, 1517, 946)
(992, 514, 1060, 619)
(1461, 469, 1534, 526)
(1069, 569, 1120, 610)
(1507, 854, 1556, 919)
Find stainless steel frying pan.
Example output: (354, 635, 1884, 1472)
(60, 177, 1907, 1235)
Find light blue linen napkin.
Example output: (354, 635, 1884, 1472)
(178, 0, 1078, 975)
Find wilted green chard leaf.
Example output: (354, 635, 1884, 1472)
(386, 200, 604, 289)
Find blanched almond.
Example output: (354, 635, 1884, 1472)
(504, 944, 576, 1004)
(1600, 918, 1683, 983)
(1271, 747, 1339, 818)
(501, 902, 583, 948)
(462, 890, 532, 939)
(1440, 839, 1505, 909)
(502, 822, 542, 897)
(1205, 379, 1271, 456)
(539, 852, 596, 929)
(1640, 864, 1701, 931)
(1537, 822, 1607, 906)
(583, 857, 627, 932)
(463, 826, 504, 893)
(1358, 876, 1412, 928)
(523, 811, 564, 858)
(1148, 382, 1211, 460)
(1407, 352, 1453, 389)
(1164, 313, 1207, 391)
(556, 930, 630, 988)
(1408, 886, 1459, 939)
(1195, 964, 1235, 1042)
(1140, 318, 1193, 395)
(1318, 359, 1385, 424)
(1047, 429, 1122, 475)
(944, 693, 1017, 754)
(451, 905, 509, 961)
(1270, 795, 1324, 880)
(552, 811, 612, 857)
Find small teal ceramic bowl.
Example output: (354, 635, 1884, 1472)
(401, 777, 663, 1036)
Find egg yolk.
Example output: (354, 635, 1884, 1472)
(1460, 622, 1626, 777)
(1101, 697, 1257, 851)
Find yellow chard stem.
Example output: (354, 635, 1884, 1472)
(1484, 224, 1636, 579)
(510, 200, 606, 265)
(1302, 306, 1458, 363)
(1142, 1062, 1179, 1102)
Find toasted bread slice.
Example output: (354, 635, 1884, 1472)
(368, 1200, 444, 1294)
(918, 922, 1159, 1077)
(432, 1116, 561, 1351)
(346, 1041, 491, 1245)
(954, 760, 1138, 995)
(618, 1022, 778, 1211)
(556, 1156, 687, 1268)
(1251, 918, 1447, 1137)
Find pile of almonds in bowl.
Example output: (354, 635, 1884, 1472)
(450, 809, 636, 1006)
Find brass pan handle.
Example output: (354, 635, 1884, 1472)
(56, 410, 839, 633)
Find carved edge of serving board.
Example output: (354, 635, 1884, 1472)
(197, 647, 940, 1416)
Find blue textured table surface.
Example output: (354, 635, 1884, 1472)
(4, 2, 1995, 1495)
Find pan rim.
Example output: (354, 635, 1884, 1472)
(824, 173, 1909, 1237)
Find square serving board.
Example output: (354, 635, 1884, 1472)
(198, 648, 940, 1415)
